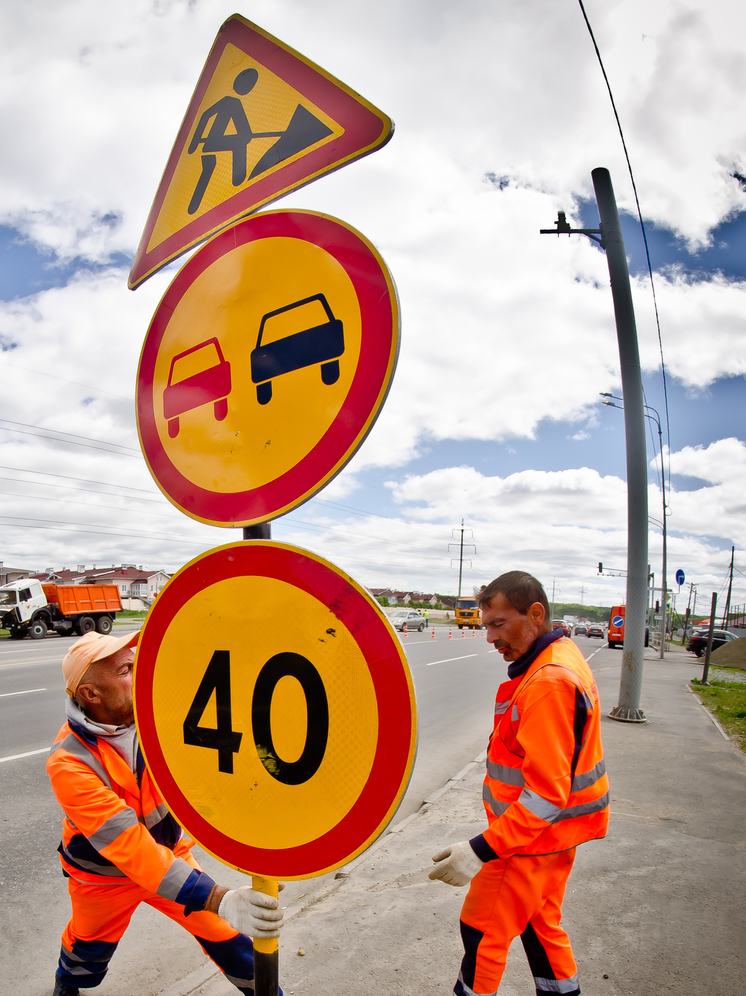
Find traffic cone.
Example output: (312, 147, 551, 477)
(448, 627, 453, 639)
(461, 626, 466, 639)
(403, 623, 408, 638)
(430, 625, 436, 639)
(472, 626, 477, 638)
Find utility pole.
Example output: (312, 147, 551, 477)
(722, 545, 735, 629)
(448, 521, 476, 598)
(550, 578, 558, 620)
(542, 167, 648, 722)
(579, 584, 586, 606)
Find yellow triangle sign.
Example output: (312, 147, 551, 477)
(129, 15, 392, 289)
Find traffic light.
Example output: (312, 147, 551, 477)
(655, 600, 660, 613)
(598, 562, 603, 574)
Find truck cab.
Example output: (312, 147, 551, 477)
(455, 596, 482, 629)
(0, 579, 49, 634)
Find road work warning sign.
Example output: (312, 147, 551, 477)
(133, 542, 417, 879)
(129, 14, 393, 289)
(136, 209, 399, 527)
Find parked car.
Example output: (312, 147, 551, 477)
(686, 630, 737, 658)
(389, 609, 426, 633)
(574, 624, 588, 636)
(587, 624, 604, 639)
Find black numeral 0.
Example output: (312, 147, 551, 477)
(251, 652, 329, 785)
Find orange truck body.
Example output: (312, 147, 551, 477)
(607, 605, 625, 647)
(42, 584, 122, 617)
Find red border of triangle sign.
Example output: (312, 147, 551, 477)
(129, 14, 393, 289)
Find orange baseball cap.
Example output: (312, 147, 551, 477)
(62, 630, 140, 698)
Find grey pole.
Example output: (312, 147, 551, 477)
(592, 167, 649, 722)
(701, 592, 718, 685)
(243, 523, 271, 540)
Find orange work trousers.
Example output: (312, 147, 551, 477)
(57, 860, 255, 991)
(455, 849, 580, 996)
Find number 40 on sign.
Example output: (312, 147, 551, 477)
(134, 542, 417, 880)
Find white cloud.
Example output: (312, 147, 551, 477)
(0, 0, 744, 596)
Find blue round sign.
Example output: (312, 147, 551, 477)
(676, 569, 685, 586)
(612, 615, 625, 628)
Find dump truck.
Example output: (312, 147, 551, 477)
(455, 595, 482, 629)
(0, 579, 122, 640)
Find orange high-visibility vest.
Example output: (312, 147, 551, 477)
(47, 722, 209, 908)
(480, 637, 609, 858)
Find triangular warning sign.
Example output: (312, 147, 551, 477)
(129, 15, 393, 289)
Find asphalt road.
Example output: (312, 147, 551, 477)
(1, 626, 612, 995)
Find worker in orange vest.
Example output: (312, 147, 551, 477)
(429, 571, 609, 996)
(47, 631, 284, 996)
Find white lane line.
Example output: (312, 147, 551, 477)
(426, 653, 478, 666)
(0, 657, 61, 670)
(0, 746, 50, 763)
(586, 647, 605, 662)
(0, 687, 46, 698)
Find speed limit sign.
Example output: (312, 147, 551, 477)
(133, 541, 417, 879)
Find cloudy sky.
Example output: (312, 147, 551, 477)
(1, 0, 745, 617)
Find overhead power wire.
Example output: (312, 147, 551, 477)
(577, 1, 672, 474)
(0, 473, 165, 505)
(0, 356, 132, 402)
(0, 488, 179, 521)
(0, 464, 159, 497)
(0, 513, 214, 546)
(0, 418, 140, 457)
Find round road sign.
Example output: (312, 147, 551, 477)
(612, 615, 625, 628)
(133, 542, 417, 879)
(676, 569, 685, 586)
(136, 210, 399, 527)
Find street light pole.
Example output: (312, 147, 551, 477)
(542, 168, 648, 721)
(601, 397, 667, 660)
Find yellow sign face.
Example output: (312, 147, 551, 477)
(147, 45, 343, 255)
(129, 15, 392, 288)
(153, 237, 359, 492)
(137, 211, 399, 527)
(134, 543, 418, 879)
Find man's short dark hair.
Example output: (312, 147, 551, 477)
(477, 571, 550, 616)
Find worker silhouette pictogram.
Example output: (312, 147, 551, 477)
(187, 68, 333, 215)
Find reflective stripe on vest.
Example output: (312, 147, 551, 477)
(482, 640, 608, 854)
(50, 734, 113, 790)
(156, 857, 196, 901)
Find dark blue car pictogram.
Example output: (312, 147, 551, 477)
(250, 294, 345, 405)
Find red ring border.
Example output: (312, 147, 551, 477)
(133, 542, 416, 878)
(136, 210, 398, 526)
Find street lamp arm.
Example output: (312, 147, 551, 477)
(540, 211, 604, 246)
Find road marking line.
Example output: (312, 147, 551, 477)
(0, 658, 61, 670)
(0, 746, 50, 763)
(0, 687, 46, 698)
(426, 653, 478, 666)
(586, 647, 604, 662)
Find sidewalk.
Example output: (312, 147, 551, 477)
(169, 646, 746, 996)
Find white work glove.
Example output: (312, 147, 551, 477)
(218, 887, 285, 937)
(429, 840, 485, 887)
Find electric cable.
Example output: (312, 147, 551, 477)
(577, 1, 672, 485)
(0, 418, 140, 457)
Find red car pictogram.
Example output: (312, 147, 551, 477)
(163, 338, 232, 438)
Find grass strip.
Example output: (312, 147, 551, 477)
(691, 676, 746, 752)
